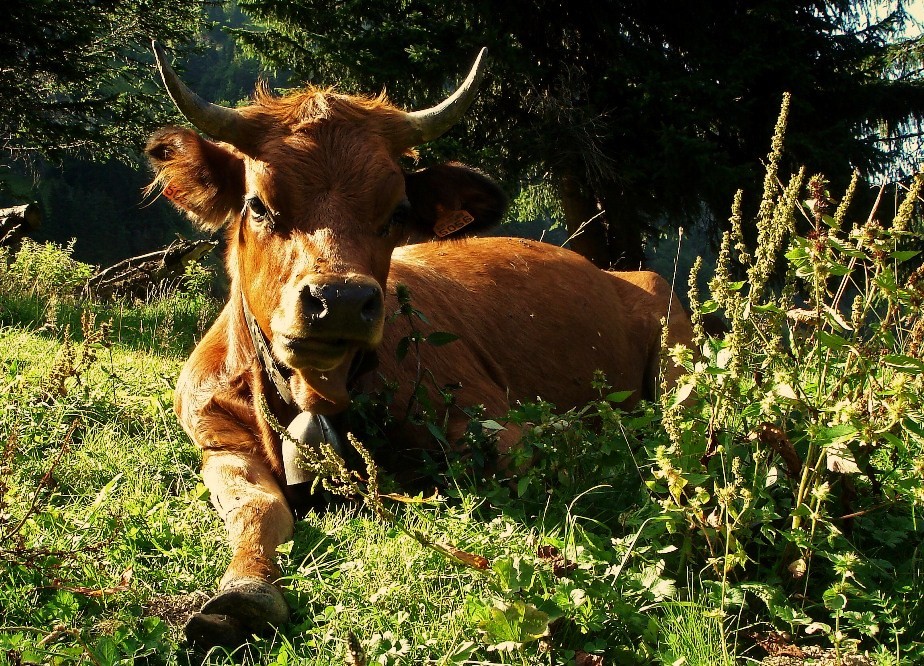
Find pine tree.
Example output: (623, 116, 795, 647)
(232, 0, 924, 267)
(0, 0, 208, 161)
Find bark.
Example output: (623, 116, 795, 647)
(85, 238, 218, 300)
(556, 168, 649, 270)
(0, 203, 42, 249)
(596, 188, 647, 270)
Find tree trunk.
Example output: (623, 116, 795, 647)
(596, 188, 647, 270)
(556, 170, 649, 270)
(0, 203, 42, 249)
(556, 170, 611, 268)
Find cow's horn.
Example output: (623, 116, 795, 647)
(405, 48, 488, 144)
(152, 41, 250, 147)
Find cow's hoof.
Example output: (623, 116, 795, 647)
(184, 578, 288, 650)
(201, 577, 289, 629)
(184, 612, 249, 651)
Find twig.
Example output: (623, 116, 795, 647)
(836, 502, 894, 522)
(1, 419, 79, 542)
(560, 209, 606, 247)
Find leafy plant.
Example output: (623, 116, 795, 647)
(7, 238, 93, 298)
(650, 94, 924, 661)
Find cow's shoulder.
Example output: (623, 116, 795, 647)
(175, 300, 263, 452)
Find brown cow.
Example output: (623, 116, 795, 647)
(146, 43, 693, 648)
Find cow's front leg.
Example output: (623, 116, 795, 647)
(184, 451, 293, 648)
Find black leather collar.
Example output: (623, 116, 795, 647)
(241, 291, 295, 407)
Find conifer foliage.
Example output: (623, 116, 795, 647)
(233, 0, 924, 267)
(0, 0, 207, 160)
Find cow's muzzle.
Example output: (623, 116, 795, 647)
(301, 279, 384, 332)
(272, 277, 385, 371)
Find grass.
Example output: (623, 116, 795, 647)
(0, 296, 665, 665)
(657, 599, 733, 666)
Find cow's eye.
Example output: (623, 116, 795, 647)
(245, 195, 269, 221)
(379, 200, 412, 237)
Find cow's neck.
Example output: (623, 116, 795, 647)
(241, 289, 349, 486)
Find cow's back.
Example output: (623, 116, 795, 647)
(378, 237, 688, 422)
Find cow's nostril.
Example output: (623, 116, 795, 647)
(360, 292, 383, 324)
(302, 289, 326, 318)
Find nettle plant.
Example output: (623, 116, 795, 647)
(655, 94, 924, 659)
(5, 238, 94, 299)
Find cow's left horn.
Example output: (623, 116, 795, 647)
(405, 48, 488, 144)
(152, 41, 251, 147)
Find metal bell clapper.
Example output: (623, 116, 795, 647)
(282, 412, 345, 486)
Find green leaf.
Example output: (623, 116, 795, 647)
(823, 589, 848, 611)
(752, 302, 784, 313)
(791, 504, 813, 518)
(517, 476, 530, 497)
(427, 331, 459, 346)
(817, 330, 848, 350)
(88, 472, 123, 515)
(88, 636, 120, 666)
(684, 473, 712, 486)
(815, 423, 857, 444)
(883, 355, 924, 374)
(446, 641, 477, 662)
(426, 421, 448, 445)
(890, 250, 919, 262)
(493, 556, 535, 593)
(606, 390, 635, 403)
(396, 336, 410, 362)
(672, 381, 694, 406)
(478, 600, 549, 648)
(700, 300, 719, 314)
(823, 305, 852, 330)
(903, 416, 924, 440)
(736, 581, 811, 626)
(773, 383, 799, 401)
(875, 269, 898, 292)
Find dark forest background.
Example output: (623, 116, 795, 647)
(1, 0, 922, 274)
(0, 3, 263, 267)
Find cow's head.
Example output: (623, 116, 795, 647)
(146, 43, 505, 413)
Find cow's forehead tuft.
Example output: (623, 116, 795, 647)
(247, 86, 406, 136)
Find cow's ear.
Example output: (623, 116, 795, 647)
(145, 127, 245, 231)
(404, 163, 507, 239)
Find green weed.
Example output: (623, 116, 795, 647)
(649, 97, 924, 663)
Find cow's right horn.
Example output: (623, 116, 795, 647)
(152, 41, 251, 148)
(404, 48, 489, 145)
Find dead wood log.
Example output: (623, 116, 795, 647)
(85, 238, 218, 300)
(0, 203, 42, 249)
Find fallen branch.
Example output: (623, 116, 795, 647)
(84, 238, 217, 300)
(0, 203, 42, 249)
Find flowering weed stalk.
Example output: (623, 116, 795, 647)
(654, 96, 924, 661)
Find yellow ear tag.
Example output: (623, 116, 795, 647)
(434, 209, 475, 238)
